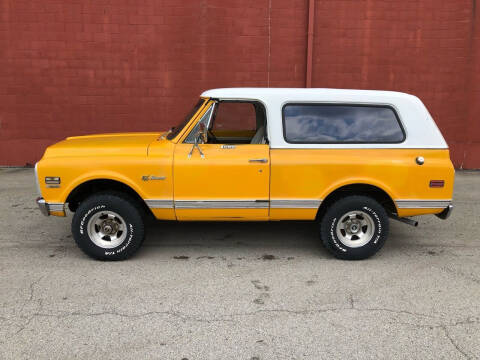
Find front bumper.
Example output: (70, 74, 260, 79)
(435, 204, 453, 220)
(37, 197, 49, 216)
(36, 197, 65, 217)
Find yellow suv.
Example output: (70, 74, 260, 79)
(35, 88, 454, 260)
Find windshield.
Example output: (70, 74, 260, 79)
(166, 98, 206, 140)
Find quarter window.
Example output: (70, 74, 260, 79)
(283, 104, 405, 143)
(184, 104, 214, 143)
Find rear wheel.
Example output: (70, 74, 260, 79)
(320, 195, 389, 260)
(72, 193, 145, 260)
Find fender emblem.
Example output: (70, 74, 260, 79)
(142, 175, 166, 181)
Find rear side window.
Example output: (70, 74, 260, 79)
(282, 104, 405, 144)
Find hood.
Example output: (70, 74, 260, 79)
(43, 132, 165, 159)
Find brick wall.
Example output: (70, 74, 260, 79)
(312, 0, 479, 168)
(0, 0, 478, 167)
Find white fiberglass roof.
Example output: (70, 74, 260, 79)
(202, 87, 418, 102)
(200, 88, 448, 149)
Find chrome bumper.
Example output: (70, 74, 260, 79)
(36, 197, 65, 216)
(435, 204, 453, 220)
(37, 197, 50, 216)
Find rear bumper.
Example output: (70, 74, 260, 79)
(435, 204, 453, 220)
(36, 197, 65, 216)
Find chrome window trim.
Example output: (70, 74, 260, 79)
(395, 199, 452, 209)
(183, 102, 216, 144)
(280, 101, 407, 145)
(209, 97, 270, 144)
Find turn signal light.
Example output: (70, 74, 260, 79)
(45, 176, 61, 184)
(429, 180, 444, 188)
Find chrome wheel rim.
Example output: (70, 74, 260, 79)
(336, 210, 375, 248)
(87, 211, 127, 249)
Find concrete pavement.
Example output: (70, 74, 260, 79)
(0, 168, 479, 359)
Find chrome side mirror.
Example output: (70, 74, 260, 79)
(198, 123, 208, 144)
(188, 123, 207, 158)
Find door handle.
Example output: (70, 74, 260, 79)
(249, 158, 268, 163)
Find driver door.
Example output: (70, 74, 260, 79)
(173, 101, 270, 220)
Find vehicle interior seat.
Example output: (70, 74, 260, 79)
(250, 126, 266, 144)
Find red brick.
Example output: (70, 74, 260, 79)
(0, 0, 479, 167)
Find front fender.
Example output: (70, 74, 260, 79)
(60, 170, 148, 204)
(36, 157, 153, 204)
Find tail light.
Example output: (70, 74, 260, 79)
(429, 180, 444, 188)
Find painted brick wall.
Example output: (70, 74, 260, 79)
(312, 0, 479, 168)
(0, 0, 478, 167)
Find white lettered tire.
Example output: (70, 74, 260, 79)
(72, 193, 145, 260)
(320, 195, 389, 260)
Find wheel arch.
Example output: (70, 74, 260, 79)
(316, 182, 398, 221)
(65, 178, 152, 216)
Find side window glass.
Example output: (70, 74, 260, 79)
(184, 101, 267, 145)
(211, 102, 266, 144)
(212, 103, 257, 133)
(283, 104, 405, 143)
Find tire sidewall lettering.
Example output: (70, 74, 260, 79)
(79, 205, 106, 235)
(330, 217, 347, 252)
(107, 223, 134, 256)
(362, 206, 382, 244)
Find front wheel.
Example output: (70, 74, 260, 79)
(72, 193, 145, 260)
(320, 195, 389, 260)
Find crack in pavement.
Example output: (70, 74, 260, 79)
(5, 281, 478, 346)
(8, 292, 478, 345)
(441, 266, 480, 286)
(7, 303, 444, 327)
(13, 276, 45, 335)
(21, 275, 44, 311)
(395, 317, 480, 359)
(24, 310, 236, 324)
(441, 325, 472, 360)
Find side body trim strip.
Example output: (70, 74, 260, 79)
(145, 199, 452, 210)
(270, 199, 321, 209)
(175, 200, 269, 209)
(144, 199, 175, 209)
(395, 199, 452, 209)
(143, 199, 322, 210)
